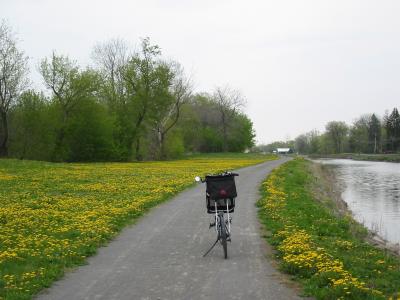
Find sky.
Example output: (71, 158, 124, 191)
(3, 0, 400, 144)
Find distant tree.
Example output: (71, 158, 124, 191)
(307, 129, 320, 154)
(213, 86, 245, 151)
(0, 20, 29, 156)
(325, 121, 348, 153)
(295, 134, 309, 154)
(180, 94, 222, 152)
(385, 108, 400, 152)
(226, 113, 255, 151)
(368, 114, 381, 153)
(348, 115, 370, 153)
(255, 141, 293, 153)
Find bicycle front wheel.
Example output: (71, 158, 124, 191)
(219, 215, 228, 259)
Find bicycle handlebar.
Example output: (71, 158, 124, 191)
(195, 171, 239, 183)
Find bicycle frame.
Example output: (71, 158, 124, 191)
(213, 201, 231, 237)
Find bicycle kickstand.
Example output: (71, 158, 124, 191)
(203, 238, 219, 257)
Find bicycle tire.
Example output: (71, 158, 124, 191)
(220, 215, 228, 259)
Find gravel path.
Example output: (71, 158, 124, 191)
(37, 157, 301, 300)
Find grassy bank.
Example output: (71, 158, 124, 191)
(258, 158, 400, 299)
(0, 154, 276, 300)
(309, 153, 400, 163)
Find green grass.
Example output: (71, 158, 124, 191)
(257, 158, 400, 300)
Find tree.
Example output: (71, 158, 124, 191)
(0, 20, 29, 156)
(368, 114, 381, 153)
(40, 52, 98, 160)
(9, 90, 55, 160)
(120, 37, 168, 160)
(152, 63, 192, 159)
(64, 98, 115, 162)
(385, 108, 400, 152)
(306, 129, 320, 154)
(92, 38, 128, 107)
(295, 134, 309, 154)
(325, 121, 348, 153)
(348, 115, 370, 153)
(213, 86, 245, 151)
(226, 113, 255, 151)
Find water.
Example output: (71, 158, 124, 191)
(314, 159, 400, 245)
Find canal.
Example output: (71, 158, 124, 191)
(314, 159, 400, 245)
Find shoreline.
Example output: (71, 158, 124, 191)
(308, 159, 400, 257)
(308, 153, 400, 163)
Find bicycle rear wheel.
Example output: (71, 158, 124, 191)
(219, 215, 228, 259)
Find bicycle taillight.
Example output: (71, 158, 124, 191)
(219, 189, 227, 197)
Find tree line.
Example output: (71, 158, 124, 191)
(0, 21, 255, 161)
(256, 107, 400, 155)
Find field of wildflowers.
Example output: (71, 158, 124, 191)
(258, 158, 400, 300)
(0, 154, 274, 300)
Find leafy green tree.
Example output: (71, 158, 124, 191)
(348, 115, 370, 153)
(40, 52, 98, 161)
(0, 20, 29, 156)
(119, 38, 171, 160)
(64, 98, 115, 161)
(200, 126, 224, 152)
(9, 90, 55, 160)
(226, 113, 255, 152)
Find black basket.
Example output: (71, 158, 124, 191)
(205, 174, 237, 199)
(205, 174, 237, 213)
(206, 197, 235, 213)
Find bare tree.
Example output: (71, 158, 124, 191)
(92, 38, 129, 103)
(154, 62, 193, 158)
(213, 86, 245, 151)
(0, 20, 29, 156)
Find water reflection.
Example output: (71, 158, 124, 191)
(314, 159, 400, 244)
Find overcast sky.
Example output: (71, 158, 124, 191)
(3, 0, 400, 144)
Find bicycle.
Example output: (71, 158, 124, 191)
(195, 171, 239, 259)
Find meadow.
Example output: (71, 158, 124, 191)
(258, 158, 400, 299)
(0, 154, 274, 300)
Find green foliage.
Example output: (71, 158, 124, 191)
(385, 108, 400, 152)
(226, 113, 255, 152)
(287, 108, 398, 155)
(4, 38, 256, 162)
(64, 98, 115, 162)
(163, 131, 185, 159)
(325, 121, 348, 154)
(9, 91, 56, 161)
